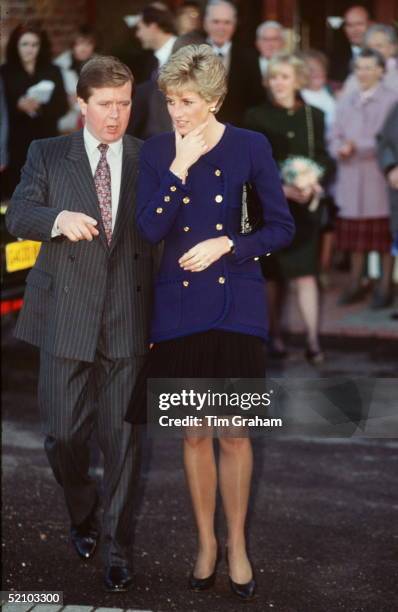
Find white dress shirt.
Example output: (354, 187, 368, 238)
(52, 126, 123, 237)
(208, 40, 232, 73)
(154, 36, 177, 68)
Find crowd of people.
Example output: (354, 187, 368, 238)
(1, 0, 398, 351)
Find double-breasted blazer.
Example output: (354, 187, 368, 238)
(6, 130, 155, 362)
(136, 124, 295, 342)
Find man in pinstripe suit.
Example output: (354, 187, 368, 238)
(6, 56, 154, 592)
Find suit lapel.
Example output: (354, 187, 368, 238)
(110, 135, 140, 252)
(64, 130, 108, 250)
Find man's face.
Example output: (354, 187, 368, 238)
(256, 27, 284, 59)
(344, 8, 369, 46)
(355, 56, 383, 90)
(204, 3, 236, 47)
(135, 18, 157, 50)
(367, 31, 396, 60)
(78, 82, 132, 143)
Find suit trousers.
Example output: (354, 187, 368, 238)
(38, 336, 143, 567)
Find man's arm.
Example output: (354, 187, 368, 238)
(5, 140, 60, 241)
(6, 140, 99, 242)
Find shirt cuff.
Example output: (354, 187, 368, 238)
(51, 211, 64, 238)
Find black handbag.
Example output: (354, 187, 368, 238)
(240, 182, 264, 234)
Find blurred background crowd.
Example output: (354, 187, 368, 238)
(1, 0, 397, 359)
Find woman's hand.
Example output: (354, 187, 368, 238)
(17, 96, 41, 116)
(179, 236, 231, 272)
(338, 141, 355, 160)
(169, 121, 209, 180)
(283, 184, 312, 204)
(387, 166, 398, 190)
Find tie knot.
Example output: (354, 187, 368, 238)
(98, 143, 109, 156)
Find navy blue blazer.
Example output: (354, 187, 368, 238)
(136, 124, 295, 342)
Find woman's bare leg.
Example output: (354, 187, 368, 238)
(183, 435, 218, 578)
(219, 435, 253, 583)
(295, 275, 321, 352)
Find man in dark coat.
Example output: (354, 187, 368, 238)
(203, 0, 264, 126)
(6, 56, 155, 593)
(329, 5, 370, 86)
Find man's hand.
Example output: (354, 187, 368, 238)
(17, 96, 41, 116)
(57, 211, 99, 242)
(179, 236, 231, 272)
(387, 166, 398, 190)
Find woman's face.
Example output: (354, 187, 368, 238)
(73, 37, 95, 62)
(306, 58, 326, 91)
(355, 56, 384, 90)
(367, 32, 396, 60)
(18, 32, 40, 64)
(165, 86, 216, 136)
(268, 63, 298, 103)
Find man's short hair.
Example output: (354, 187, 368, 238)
(76, 55, 134, 101)
(205, 0, 237, 19)
(256, 20, 285, 40)
(141, 5, 177, 35)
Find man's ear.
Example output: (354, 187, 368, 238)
(77, 97, 88, 116)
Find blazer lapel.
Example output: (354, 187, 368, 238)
(64, 130, 108, 250)
(110, 135, 140, 251)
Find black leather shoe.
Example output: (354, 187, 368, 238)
(70, 497, 99, 560)
(104, 566, 133, 592)
(229, 576, 256, 601)
(226, 547, 256, 601)
(188, 549, 221, 591)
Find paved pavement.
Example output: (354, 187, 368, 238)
(2, 328, 398, 612)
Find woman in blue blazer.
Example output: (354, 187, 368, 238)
(126, 45, 294, 600)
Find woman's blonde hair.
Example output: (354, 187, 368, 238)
(158, 44, 228, 110)
(266, 53, 310, 90)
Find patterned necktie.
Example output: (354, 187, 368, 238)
(94, 143, 112, 244)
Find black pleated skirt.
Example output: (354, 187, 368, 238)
(125, 330, 266, 424)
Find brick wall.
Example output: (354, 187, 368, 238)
(1, 0, 91, 61)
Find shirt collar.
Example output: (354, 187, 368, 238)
(208, 40, 232, 57)
(359, 83, 380, 103)
(83, 126, 123, 157)
(154, 36, 177, 67)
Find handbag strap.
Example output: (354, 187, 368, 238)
(305, 104, 315, 160)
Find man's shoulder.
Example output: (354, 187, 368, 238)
(123, 133, 144, 151)
(29, 133, 77, 156)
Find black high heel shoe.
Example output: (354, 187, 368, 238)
(188, 548, 221, 591)
(226, 547, 256, 601)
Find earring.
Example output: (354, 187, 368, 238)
(209, 106, 217, 113)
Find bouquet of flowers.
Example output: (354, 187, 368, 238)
(280, 156, 324, 211)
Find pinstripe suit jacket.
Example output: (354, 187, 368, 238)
(6, 130, 155, 362)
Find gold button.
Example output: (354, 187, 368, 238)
(215, 169, 221, 176)
(218, 276, 226, 284)
(254, 256, 259, 261)
(156, 207, 163, 214)
(164, 195, 171, 202)
(183, 226, 190, 232)
(287, 131, 295, 139)
(183, 280, 189, 287)
(182, 196, 190, 204)
(216, 223, 223, 231)
(215, 195, 223, 203)
(170, 186, 177, 192)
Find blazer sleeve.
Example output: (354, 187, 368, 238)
(5, 140, 59, 241)
(135, 141, 190, 244)
(228, 133, 295, 264)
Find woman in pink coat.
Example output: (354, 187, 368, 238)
(329, 48, 398, 308)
